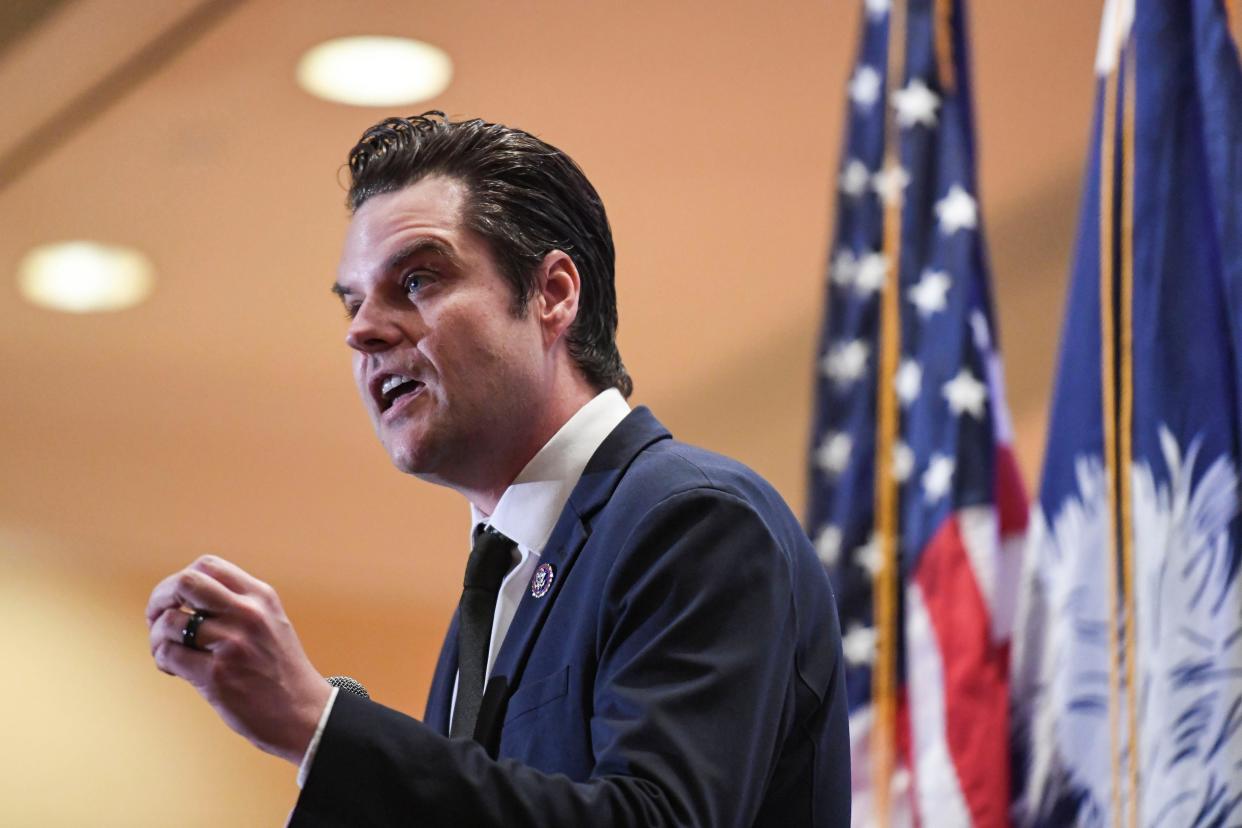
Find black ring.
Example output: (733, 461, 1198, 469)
(182, 610, 208, 650)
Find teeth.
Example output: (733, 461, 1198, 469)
(381, 374, 412, 397)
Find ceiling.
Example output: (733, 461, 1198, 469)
(2, 0, 1112, 611)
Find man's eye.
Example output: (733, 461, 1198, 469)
(402, 272, 430, 296)
(343, 303, 360, 320)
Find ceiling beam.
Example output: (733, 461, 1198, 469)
(0, 0, 243, 191)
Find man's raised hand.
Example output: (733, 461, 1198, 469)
(146, 555, 331, 764)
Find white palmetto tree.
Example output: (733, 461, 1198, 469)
(1014, 428, 1242, 827)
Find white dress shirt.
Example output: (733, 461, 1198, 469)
(298, 388, 630, 785)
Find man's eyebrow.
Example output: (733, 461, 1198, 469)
(330, 282, 350, 299)
(384, 238, 460, 272)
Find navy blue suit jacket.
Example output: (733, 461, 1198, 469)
(292, 408, 850, 826)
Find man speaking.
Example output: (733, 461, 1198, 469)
(147, 112, 851, 826)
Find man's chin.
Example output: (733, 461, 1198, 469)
(387, 448, 432, 476)
(380, 433, 433, 475)
(378, 418, 437, 469)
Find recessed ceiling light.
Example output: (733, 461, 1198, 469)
(17, 241, 154, 313)
(296, 36, 452, 107)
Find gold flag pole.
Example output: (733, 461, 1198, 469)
(870, 0, 908, 824)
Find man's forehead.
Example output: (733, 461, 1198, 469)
(353, 177, 468, 240)
(338, 176, 470, 278)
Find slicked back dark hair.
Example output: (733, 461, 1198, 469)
(346, 112, 632, 397)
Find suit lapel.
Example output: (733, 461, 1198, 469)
(473, 512, 589, 754)
(423, 610, 459, 736)
(486, 517, 589, 688)
(473, 407, 671, 751)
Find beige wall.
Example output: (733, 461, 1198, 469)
(0, 543, 448, 825)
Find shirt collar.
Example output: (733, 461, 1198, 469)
(470, 388, 631, 553)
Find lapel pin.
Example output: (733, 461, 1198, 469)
(530, 562, 555, 598)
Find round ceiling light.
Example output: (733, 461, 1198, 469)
(17, 241, 154, 313)
(296, 36, 452, 107)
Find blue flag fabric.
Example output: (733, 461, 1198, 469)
(1011, 1, 1242, 825)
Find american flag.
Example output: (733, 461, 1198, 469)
(806, 1, 1027, 825)
(1009, 1, 1242, 825)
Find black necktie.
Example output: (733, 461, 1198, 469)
(450, 527, 516, 740)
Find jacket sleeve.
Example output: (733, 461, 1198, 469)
(291, 488, 817, 827)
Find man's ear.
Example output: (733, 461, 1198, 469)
(534, 250, 580, 347)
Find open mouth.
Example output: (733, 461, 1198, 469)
(379, 374, 424, 412)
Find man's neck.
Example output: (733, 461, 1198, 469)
(435, 379, 600, 515)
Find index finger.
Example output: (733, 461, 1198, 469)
(144, 565, 235, 625)
(189, 554, 269, 596)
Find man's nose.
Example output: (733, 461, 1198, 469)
(345, 298, 399, 353)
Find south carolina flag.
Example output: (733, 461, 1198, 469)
(1010, 1, 1242, 825)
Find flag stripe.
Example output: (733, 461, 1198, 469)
(993, 446, 1028, 538)
(914, 515, 1011, 827)
(906, 582, 972, 827)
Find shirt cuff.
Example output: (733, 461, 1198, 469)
(296, 685, 339, 789)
